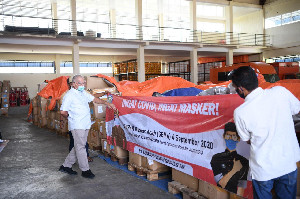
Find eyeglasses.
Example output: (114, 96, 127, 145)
(75, 81, 85, 85)
(224, 134, 238, 141)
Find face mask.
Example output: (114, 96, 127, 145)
(77, 86, 85, 92)
(235, 88, 245, 99)
(225, 139, 238, 150)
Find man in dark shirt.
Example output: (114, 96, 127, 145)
(210, 122, 249, 196)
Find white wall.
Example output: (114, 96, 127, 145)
(263, 0, 300, 58)
(233, 10, 264, 34)
(264, 0, 300, 18)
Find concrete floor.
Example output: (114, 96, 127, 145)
(0, 112, 177, 199)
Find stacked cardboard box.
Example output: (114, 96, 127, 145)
(1, 80, 10, 112)
(37, 96, 47, 127)
(128, 152, 170, 173)
(46, 99, 56, 130)
(87, 119, 104, 149)
(32, 96, 39, 125)
(86, 76, 118, 151)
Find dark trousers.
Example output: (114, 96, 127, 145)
(68, 131, 89, 157)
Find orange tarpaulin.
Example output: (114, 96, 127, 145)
(37, 76, 70, 110)
(96, 74, 300, 100)
(96, 74, 232, 96)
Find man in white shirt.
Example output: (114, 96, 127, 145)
(231, 66, 300, 199)
(59, 75, 116, 179)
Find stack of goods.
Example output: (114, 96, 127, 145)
(1, 80, 10, 115)
(56, 94, 68, 136)
(145, 62, 161, 74)
(169, 169, 242, 199)
(128, 62, 136, 73)
(128, 152, 170, 181)
(46, 99, 56, 131)
(86, 76, 118, 151)
(37, 96, 47, 128)
(32, 97, 39, 125)
(120, 63, 127, 73)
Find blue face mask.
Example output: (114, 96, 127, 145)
(77, 86, 85, 92)
(225, 139, 238, 150)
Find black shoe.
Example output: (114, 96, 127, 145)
(82, 169, 95, 179)
(59, 165, 77, 175)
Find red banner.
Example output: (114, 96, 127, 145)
(106, 94, 252, 198)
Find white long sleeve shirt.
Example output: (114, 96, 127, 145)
(234, 86, 300, 181)
(60, 88, 94, 130)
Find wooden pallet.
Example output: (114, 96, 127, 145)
(168, 181, 206, 199)
(109, 152, 128, 165)
(128, 162, 171, 181)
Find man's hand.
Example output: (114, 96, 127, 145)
(61, 111, 68, 118)
(232, 159, 242, 172)
(107, 103, 117, 112)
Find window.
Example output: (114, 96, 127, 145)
(76, 0, 110, 38)
(162, 0, 191, 42)
(115, 0, 136, 39)
(0, 0, 52, 31)
(197, 22, 225, 32)
(265, 9, 300, 29)
(0, 61, 55, 73)
(143, 0, 159, 40)
(196, 4, 224, 18)
(60, 62, 112, 74)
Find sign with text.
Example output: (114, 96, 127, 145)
(106, 94, 252, 198)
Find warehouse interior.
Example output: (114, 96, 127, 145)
(0, 0, 300, 198)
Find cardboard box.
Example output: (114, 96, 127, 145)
(86, 76, 113, 90)
(33, 115, 39, 124)
(90, 102, 106, 120)
(39, 97, 48, 109)
(101, 139, 110, 154)
(1, 93, 9, 98)
(1, 103, 9, 108)
(92, 87, 117, 94)
(111, 125, 127, 149)
(32, 96, 38, 107)
(33, 106, 38, 115)
(143, 158, 170, 172)
(198, 179, 229, 199)
(38, 116, 47, 127)
(60, 117, 68, 133)
(112, 145, 128, 158)
(1, 97, 9, 104)
(89, 129, 101, 146)
(55, 111, 61, 120)
(47, 118, 52, 129)
(172, 168, 199, 192)
(54, 120, 60, 132)
(98, 121, 107, 139)
(0, 108, 8, 115)
(1, 86, 10, 93)
(49, 111, 56, 120)
(129, 152, 143, 167)
(38, 107, 47, 118)
(3, 80, 10, 87)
